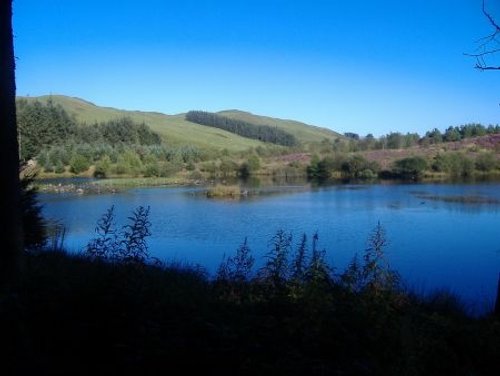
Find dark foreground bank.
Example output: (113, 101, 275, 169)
(1, 248, 499, 376)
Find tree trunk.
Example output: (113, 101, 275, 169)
(495, 272, 500, 317)
(0, 0, 23, 284)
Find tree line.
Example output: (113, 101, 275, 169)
(17, 99, 161, 161)
(340, 123, 500, 152)
(16, 100, 206, 177)
(185, 110, 299, 147)
(308, 152, 498, 181)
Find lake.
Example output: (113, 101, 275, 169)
(40, 181, 500, 313)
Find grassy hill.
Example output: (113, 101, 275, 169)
(219, 109, 341, 144)
(17, 95, 341, 152)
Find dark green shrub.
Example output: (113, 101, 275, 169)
(54, 161, 65, 174)
(475, 152, 497, 172)
(94, 155, 112, 178)
(392, 156, 428, 179)
(143, 162, 160, 177)
(341, 155, 379, 179)
(69, 154, 90, 174)
(448, 153, 475, 177)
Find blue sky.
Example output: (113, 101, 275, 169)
(13, 0, 500, 136)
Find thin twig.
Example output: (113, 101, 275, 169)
(483, 0, 500, 32)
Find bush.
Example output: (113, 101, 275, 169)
(143, 162, 160, 177)
(307, 155, 333, 180)
(475, 152, 497, 172)
(94, 155, 112, 178)
(54, 161, 66, 174)
(69, 154, 90, 174)
(158, 160, 183, 177)
(220, 159, 239, 177)
(448, 153, 475, 177)
(392, 156, 428, 179)
(341, 155, 379, 179)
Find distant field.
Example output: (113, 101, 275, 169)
(18, 95, 341, 152)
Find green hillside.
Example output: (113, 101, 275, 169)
(219, 109, 342, 144)
(17, 95, 341, 151)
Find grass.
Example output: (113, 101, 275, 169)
(206, 184, 242, 198)
(34, 176, 201, 195)
(94, 176, 195, 188)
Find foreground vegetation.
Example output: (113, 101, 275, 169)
(2, 203, 499, 374)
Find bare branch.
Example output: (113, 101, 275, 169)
(465, 48, 500, 57)
(475, 64, 500, 71)
(468, 1, 500, 71)
(482, 0, 500, 32)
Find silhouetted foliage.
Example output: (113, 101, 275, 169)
(216, 237, 254, 283)
(291, 233, 308, 282)
(361, 221, 399, 295)
(186, 110, 299, 146)
(4, 218, 500, 375)
(304, 232, 332, 287)
(85, 206, 118, 260)
(20, 169, 46, 250)
(341, 253, 364, 293)
(119, 206, 151, 264)
(85, 206, 151, 264)
(258, 229, 292, 288)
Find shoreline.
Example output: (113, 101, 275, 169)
(35, 175, 500, 195)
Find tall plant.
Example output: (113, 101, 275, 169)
(85, 206, 152, 264)
(259, 230, 292, 288)
(362, 222, 399, 295)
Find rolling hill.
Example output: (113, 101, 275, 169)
(17, 95, 342, 152)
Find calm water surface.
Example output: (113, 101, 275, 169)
(40, 182, 500, 313)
